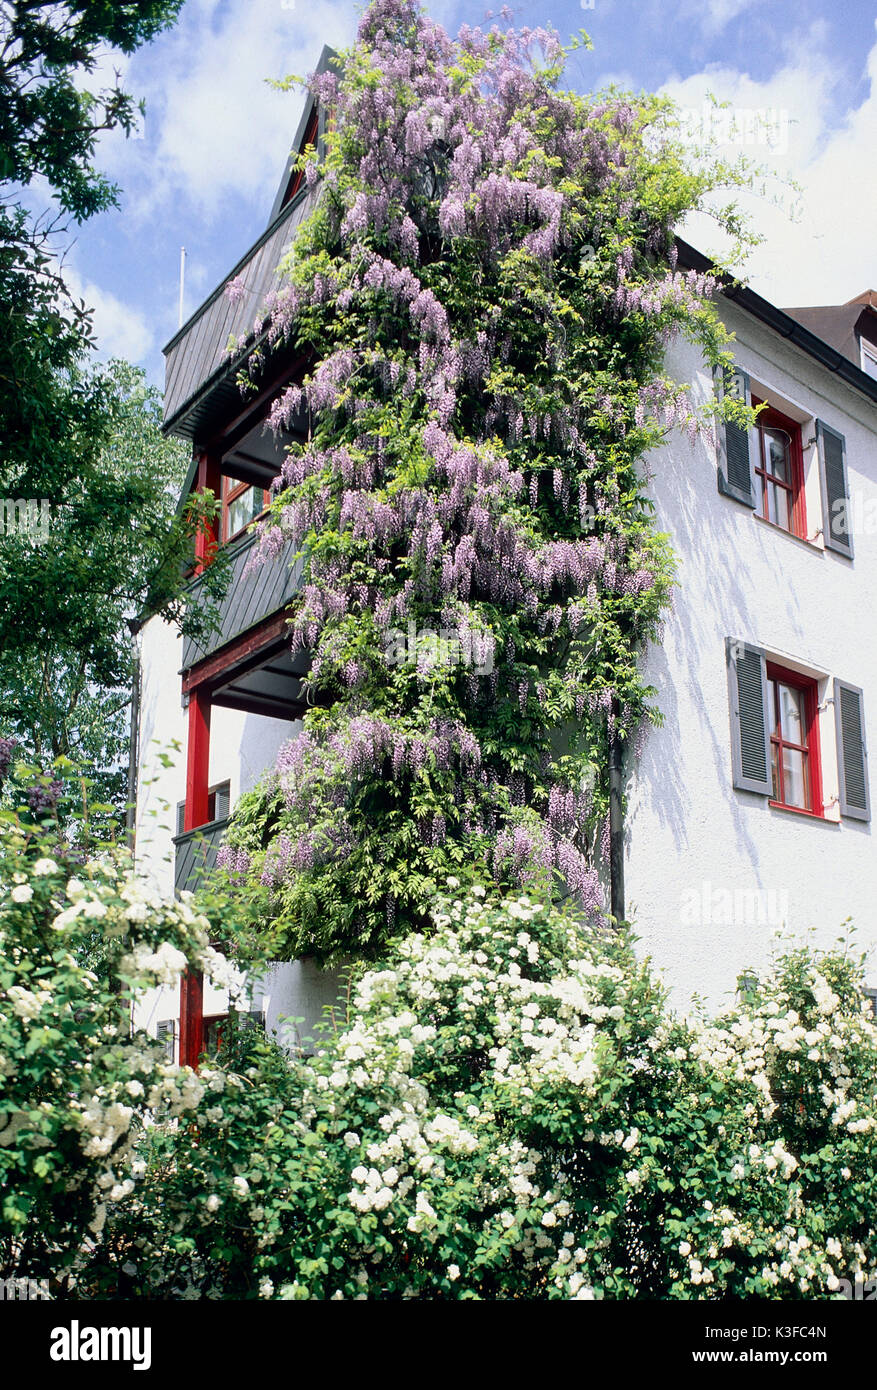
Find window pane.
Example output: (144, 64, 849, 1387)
(767, 679, 779, 736)
(763, 427, 790, 483)
(768, 480, 790, 530)
(227, 486, 263, 537)
(781, 746, 809, 809)
(770, 738, 780, 800)
(777, 683, 805, 744)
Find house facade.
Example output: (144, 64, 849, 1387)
(132, 68, 877, 1058)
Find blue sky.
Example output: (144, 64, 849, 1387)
(53, 0, 877, 387)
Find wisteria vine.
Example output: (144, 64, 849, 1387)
(216, 0, 757, 960)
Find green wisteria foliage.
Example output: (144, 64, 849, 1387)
(217, 0, 762, 961)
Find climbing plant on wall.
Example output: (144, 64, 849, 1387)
(217, 0, 760, 962)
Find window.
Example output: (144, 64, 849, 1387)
(222, 477, 265, 542)
(156, 1020, 176, 1062)
(176, 781, 230, 833)
(860, 338, 877, 381)
(726, 639, 870, 822)
(766, 663, 821, 814)
(714, 369, 853, 559)
(207, 781, 231, 823)
(753, 400, 806, 538)
(201, 1009, 264, 1058)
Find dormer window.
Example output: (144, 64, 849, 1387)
(860, 338, 877, 381)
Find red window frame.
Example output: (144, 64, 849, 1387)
(766, 662, 823, 817)
(221, 476, 267, 544)
(752, 397, 806, 539)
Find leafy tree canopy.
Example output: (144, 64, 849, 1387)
(0, 0, 184, 218)
(0, 1, 225, 811)
(0, 360, 225, 809)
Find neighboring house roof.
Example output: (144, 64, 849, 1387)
(780, 295, 877, 367)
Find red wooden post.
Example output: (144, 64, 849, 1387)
(179, 448, 222, 1069)
(183, 688, 211, 833)
(179, 967, 204, 1070)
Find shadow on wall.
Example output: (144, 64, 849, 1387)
(625, 360, 850, 886)
(255, 959, 350, 1055)
(237, 711, 304, 798)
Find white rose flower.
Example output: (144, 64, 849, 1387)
(11, 884, 33, 903)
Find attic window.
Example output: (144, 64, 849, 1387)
(281, 106, 319, 209)
(860, 338, 877, 381)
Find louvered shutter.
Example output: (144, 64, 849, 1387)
(727, 638, 772, 794)
(714, 366, 754, 507)
(817, 421, 853, 558)
(834, 679, 870, 821)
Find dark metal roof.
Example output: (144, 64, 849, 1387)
(162, 188, 315, 437)
(780, 302, 877, 366)
(266, 45, 339, 227)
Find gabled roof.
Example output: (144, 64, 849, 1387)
(266, 45, 338, 226)
(676, 240, 877, 408)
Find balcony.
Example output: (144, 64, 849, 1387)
(163, 185, 317, 440)
(173, 818, 229, 896)
(182, 530, 303, 674)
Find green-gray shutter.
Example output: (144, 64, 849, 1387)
(817, 420, 853, 558)
(727, 638, 772, 795)
(714, 366, 754, 507)
(834, 678, 870, 821)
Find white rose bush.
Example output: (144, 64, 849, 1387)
(3, 772, 877, 1299)
(0, 809, 213, 1294)
(91, 884, 877, 1301)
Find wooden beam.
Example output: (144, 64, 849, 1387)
(193, 449, 222, 573)
(182, 611, 295, 694)
(183, 688, 212, 832)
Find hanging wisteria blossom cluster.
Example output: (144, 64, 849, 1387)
(220, 0, 757, 959)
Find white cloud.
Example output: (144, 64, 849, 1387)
(106, 0, 357, 222)
(65, 268, 154, 364)
(698, 0, 759, 36)
(663, 20, 877, 306)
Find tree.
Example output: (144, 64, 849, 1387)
(0, 2, 226, 810)
(0, 359, 227, 812)
(217, 0, 760, 962)
(0, 0, 185, 475)
(0, 0, 184, 219)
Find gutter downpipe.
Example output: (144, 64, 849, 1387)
(126, 621, 142, 852)
(608, 699, 625, 925)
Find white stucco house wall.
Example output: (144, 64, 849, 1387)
(627, 279, 877, 1006)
